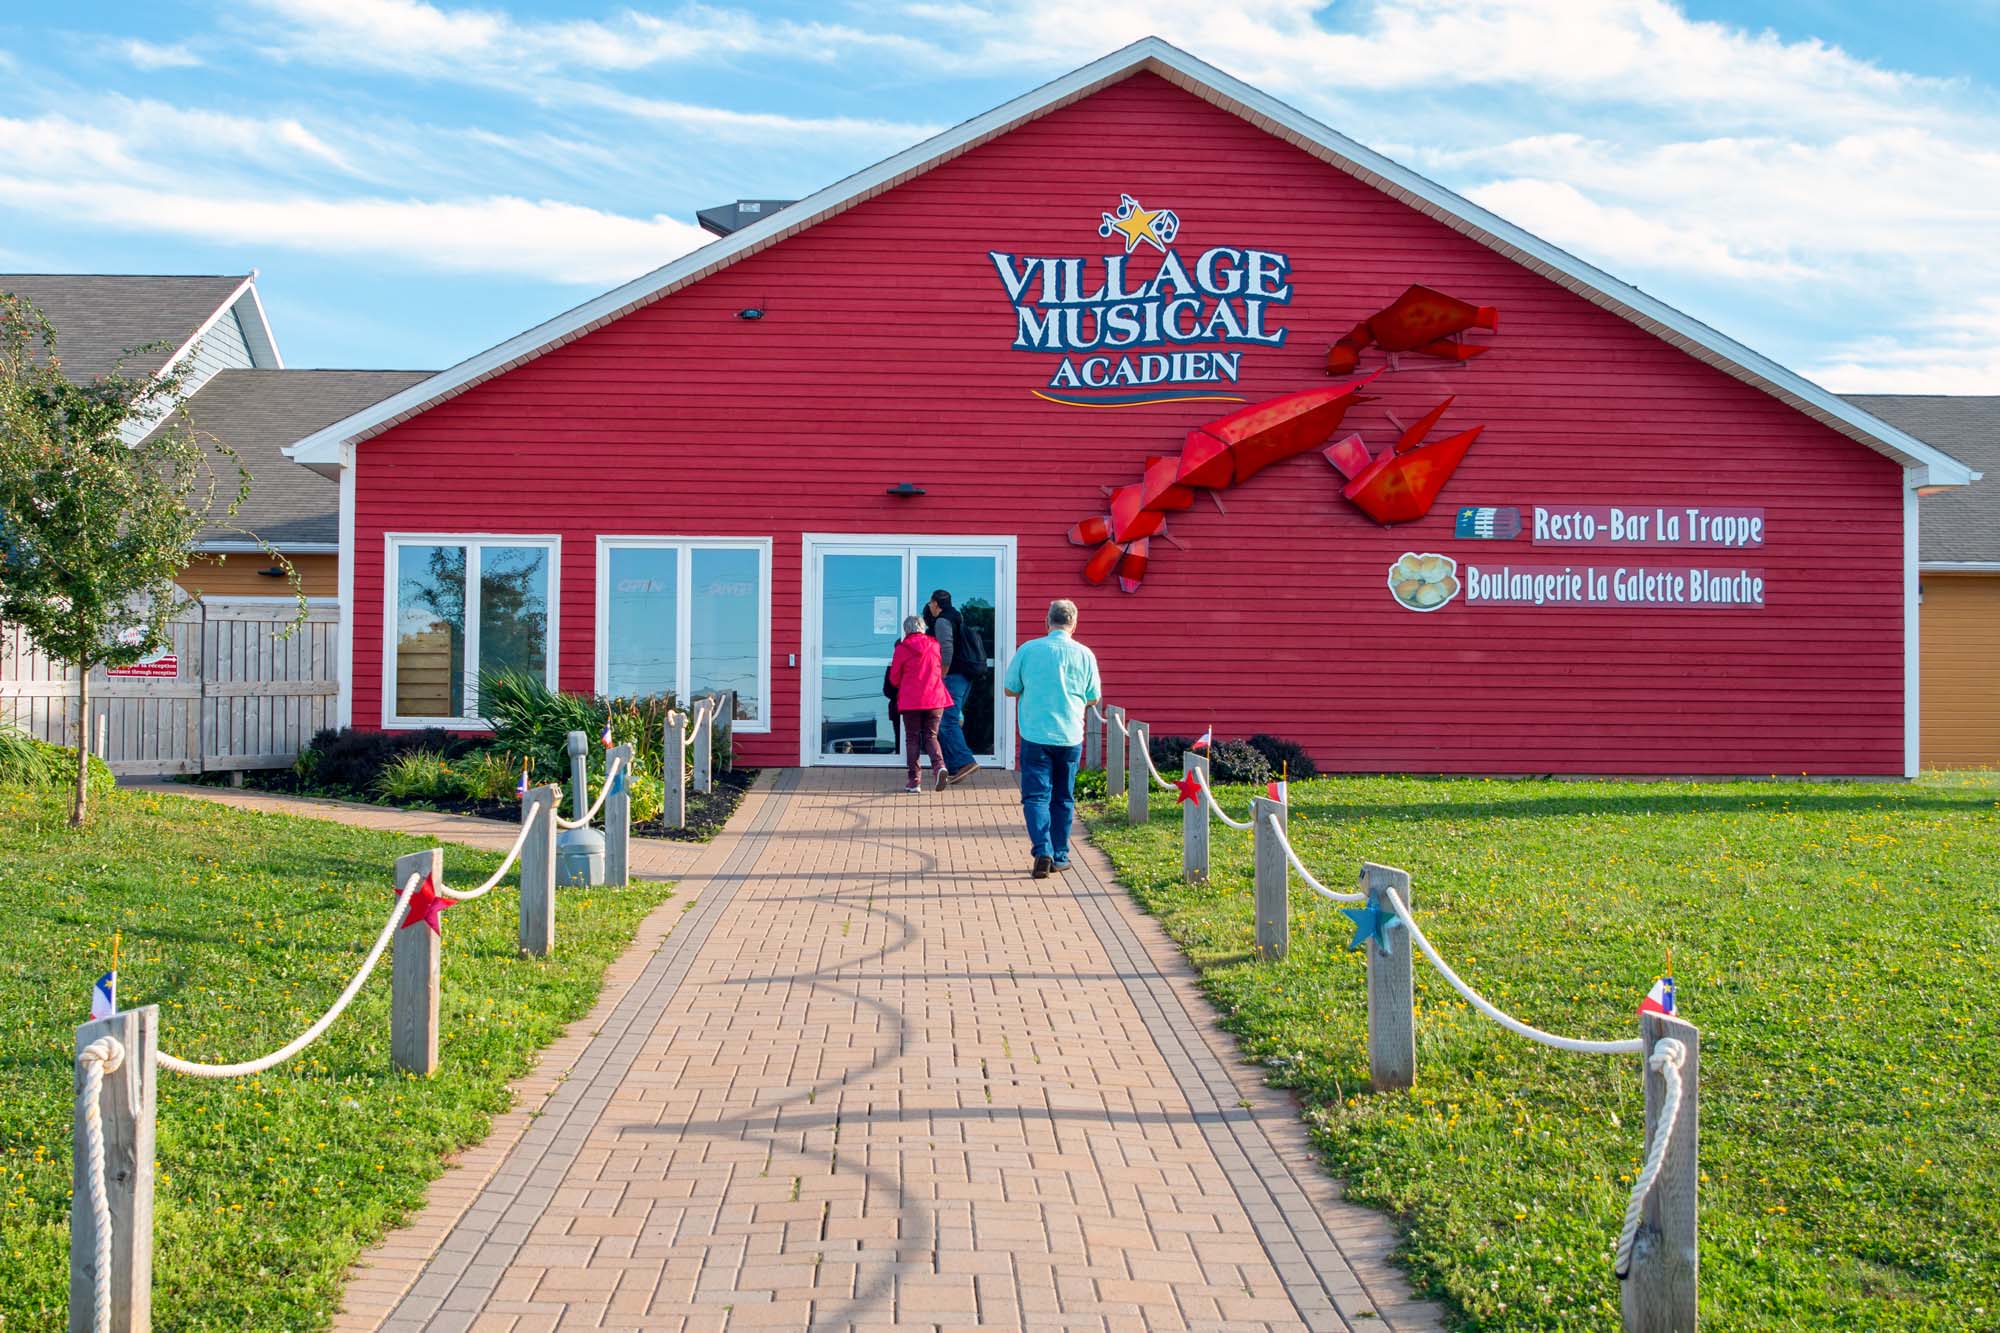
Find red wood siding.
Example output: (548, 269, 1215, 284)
(351, 72, 1906, 775)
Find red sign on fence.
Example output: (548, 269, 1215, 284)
(106, 653, 178, 679)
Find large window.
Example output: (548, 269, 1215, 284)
(387, 536, 557, 726)
(596, 538, 769, 730)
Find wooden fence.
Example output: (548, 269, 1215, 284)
(1, 599, 338, 777)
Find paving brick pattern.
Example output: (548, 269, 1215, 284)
(342, 769, 1439, 1332)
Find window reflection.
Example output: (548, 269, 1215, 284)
(607, 547, 678, 699)
(396, 544, 465, 719)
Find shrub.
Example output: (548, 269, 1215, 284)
(0, 725, 114, 799)
(621, 771, 664, 825)
(299, 726, 471, 794)
(478, 670, 685, 786)
(1073, 766, 1108, 804)
(1246, 733, 1317, 781)
(1206, 738, 1272, 787)
(1147, 735, 1197, 772)
(449, 749, 523, 803)
(373, 750, 459, 803)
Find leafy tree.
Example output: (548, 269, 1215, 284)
(0, 293, 298, 826)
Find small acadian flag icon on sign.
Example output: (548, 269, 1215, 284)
(1639, 975, 1676, 1018)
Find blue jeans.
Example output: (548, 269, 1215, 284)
(938, 674, 976, 771)
(1019, 739, 1081, 863)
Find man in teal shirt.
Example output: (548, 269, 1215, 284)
(1002, 598, 1102, 877)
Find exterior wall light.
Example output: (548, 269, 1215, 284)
(886, 482, 926, 497)
(736, 307, 765, 320)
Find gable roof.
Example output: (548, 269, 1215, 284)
(1844, 395, 2000, 565)
(143, 369, 432, 549)
(285, 36, 1978, 489)
(0, 273, 280, 380)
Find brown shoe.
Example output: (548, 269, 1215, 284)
(933, 767, 950, 792)
(947, 762, 980, 785)
(1032, 855, 1052, 879)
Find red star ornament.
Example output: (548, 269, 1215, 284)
(400, 873, 453, 936)
(1173, 770, 1205, 806)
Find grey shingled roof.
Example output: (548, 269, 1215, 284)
(1842, 396, 2000, 564)
(145, 369, 432, 549)
(0, 274, 248, 380)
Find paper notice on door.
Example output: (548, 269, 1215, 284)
(873, 596, 898, 635)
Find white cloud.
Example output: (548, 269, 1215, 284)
(119, 39, 203, 70)
(0, 175, 711, 284)
(1806, 298, 2000, 395)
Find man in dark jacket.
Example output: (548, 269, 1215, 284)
(926, 589, 981, 783)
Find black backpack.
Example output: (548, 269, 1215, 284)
(956, 621, 989, 674)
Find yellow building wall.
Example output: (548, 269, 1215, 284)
(177, 552, 340, 599)
(1920, 572, 2000, 769)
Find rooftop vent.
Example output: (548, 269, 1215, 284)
(697, 199, 797, 238)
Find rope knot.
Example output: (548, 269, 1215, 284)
(79, 1035, 124, 1075)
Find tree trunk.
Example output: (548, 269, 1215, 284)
(71, 668, 91, 828)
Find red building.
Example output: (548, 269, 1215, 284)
(287, 39, 1976, 778)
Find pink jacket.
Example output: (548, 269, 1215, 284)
(889, 632, 952, 711)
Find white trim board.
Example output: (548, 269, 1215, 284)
(283, 36, 1977, 490)
(591, 535, 774, 734)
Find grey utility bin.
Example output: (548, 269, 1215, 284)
(557, 826, 606, 886)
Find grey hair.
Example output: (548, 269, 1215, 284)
(1046, 598, 1079, 631)
(902, 614, 926, 636)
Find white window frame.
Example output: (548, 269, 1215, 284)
(382, 532, 561, 730)
(593, 536, 773, 734)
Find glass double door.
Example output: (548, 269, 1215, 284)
(808, 537, 1012, 767)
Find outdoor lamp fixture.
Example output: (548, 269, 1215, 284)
(256, 565, 287, 577)
(886, 482, 926, 497)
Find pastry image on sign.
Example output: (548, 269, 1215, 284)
(1389, 552, 1460, 612)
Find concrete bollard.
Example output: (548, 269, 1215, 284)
(663, 710, 687, 829)
(1126, 720, 1150, 825)
(1362, 862, 1416, 1091)
(604, 743, 632, 886)
(1251, 795, 1288, 961)
(1181, 752, 1209, 882)
(692, 698, 713, 795)
(1084, 706, 1102, 771)
(70, 1005, 156, 1333)
(1105, 706, 1126, 800)
(518, 784, 558, 958)
(1624, 1012, 1702, 1333)
(391, 847, 443, 1076)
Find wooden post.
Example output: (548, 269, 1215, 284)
(518, 784, 558, 958)
(94, 712, 108, 760)
(1105, 706, 1126, 800)
(1181, 752, 1209, 882)
(70, 1005, 156, 1333)
(692, 697, 713, 795)
(1084, 707, 1102, 771)
(1624, 1012, 1701, 1333)
(1362, 862, 1416, 1091)
(1251, 795, 1288, 961)
(604, 743, 632, 886)
(663, 710, 687, 829)
(1126, 720, 1149, 825)
(717, 690, 736, 772)
(391, 847, 442, 1076)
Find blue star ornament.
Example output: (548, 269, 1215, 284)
(1341, 903, 1403, 955)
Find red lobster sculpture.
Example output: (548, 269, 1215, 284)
(1069, 285, 1499, 591)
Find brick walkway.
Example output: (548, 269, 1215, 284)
(335, 769, 1440, 1332)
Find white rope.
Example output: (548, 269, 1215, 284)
(434, 800, 543, 901)
(1138, 743, 1179, 792)
(1107, 710, 1129, 736)
(1264, 814, 1367, 903)
(77, 1036, 124, 1333)
(1615, 1037, 1690, 1279)
(158, 872, 426, 1078)
(1382, 888, 1644, 1055)
(554, 754, 625, 830)
(1198, 778, 1253, 830)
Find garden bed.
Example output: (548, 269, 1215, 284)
(1084, 773, 1999, 1330)
(0, 784, 676, 1328)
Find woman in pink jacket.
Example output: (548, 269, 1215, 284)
(888, 615, 953, 793)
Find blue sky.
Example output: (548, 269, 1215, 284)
(2, 1, 1996, 392)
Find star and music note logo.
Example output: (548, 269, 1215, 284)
(1097, 193, 1181, 254)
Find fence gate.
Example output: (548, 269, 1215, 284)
(0, 599, 338, 777)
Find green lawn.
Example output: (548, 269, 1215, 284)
(1086, 773, 2000, 1331)
(0, 785, 674, 1330)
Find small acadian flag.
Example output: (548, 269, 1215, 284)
(1266, 779, 1288, 803)
(1192, 726, 1213, 752)
(90, 971, 118, 1021)
(1639, 975, 1676, 1018)
(600, 721, 615, 749)
(516, 761, 530, 798)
